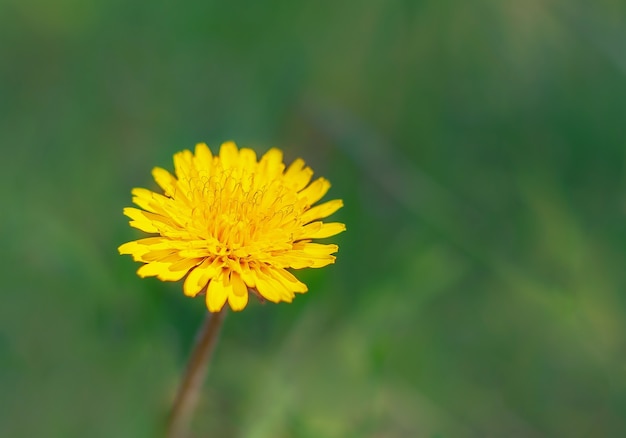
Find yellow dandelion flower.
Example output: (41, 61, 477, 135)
(118, 141, 345, 312)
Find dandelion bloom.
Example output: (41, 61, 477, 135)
(119, 142, 345, 312)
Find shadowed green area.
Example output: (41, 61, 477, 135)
(1, 0, 626, 436)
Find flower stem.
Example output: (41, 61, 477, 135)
(167, 308, 227, 438)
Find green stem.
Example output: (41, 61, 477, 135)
(166, 308, 227, 438)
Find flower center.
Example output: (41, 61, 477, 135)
(184, 168, 303, 255)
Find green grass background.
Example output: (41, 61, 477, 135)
(2, 0, 626, 436)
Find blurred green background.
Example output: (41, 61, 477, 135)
(2, 0, 626, 436)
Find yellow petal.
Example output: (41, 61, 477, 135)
(196, 258, 225, 288)
(295, 221, 322, 239)
(206, 272, 229, 312)
(140, 248, 178, 262)
(124, 207, 173, 233)
(272, 242, 338, 268)
(284, 158, 313, 191)
(291, 242, 339, 267)
(297, 242, 338, 256)
(301, 222, 346, 239)
(183, 268, 207, 297)
(193, 142, 213, 175)
(118, 241, 145, 256)
(230, 271, 248, 296)
(264, 253, 315, 269)
(151, 167, 178, 197)
(274, 268, 308, 293)
(298, 177, 331, 205)
(123, 208, 158, 233)
(300, 199, 343, 224)
(130, 188, 168, 214)
(173, 149, 194, 180)
(238, 148, 258, 174)
(228, 272, 249, 311)
(259, 148, 285, 178)
(157, 267, 190, 281)
(178, 248, 213, 259)
(219, 141, 239, 169)
(119, 237, 173, 260)
(307, 256, 336, 268)
(240, 261, 257, 288)
(121, 237, 165, 247)
(169, 257, 203, 273)
(183, 258, 213, 297)
(285, 157, 304, 175)
(137, 262, 172, 278)
(259, 268, 295, 302)
(253, 270, 281, 303)
(228, 290, 248, 311)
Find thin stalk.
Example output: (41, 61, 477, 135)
(166, 308, 227, 438)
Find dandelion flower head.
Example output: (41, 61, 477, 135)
(119, 142, 345, 312)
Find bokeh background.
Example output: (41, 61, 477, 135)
(2, 0, 626, 436)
